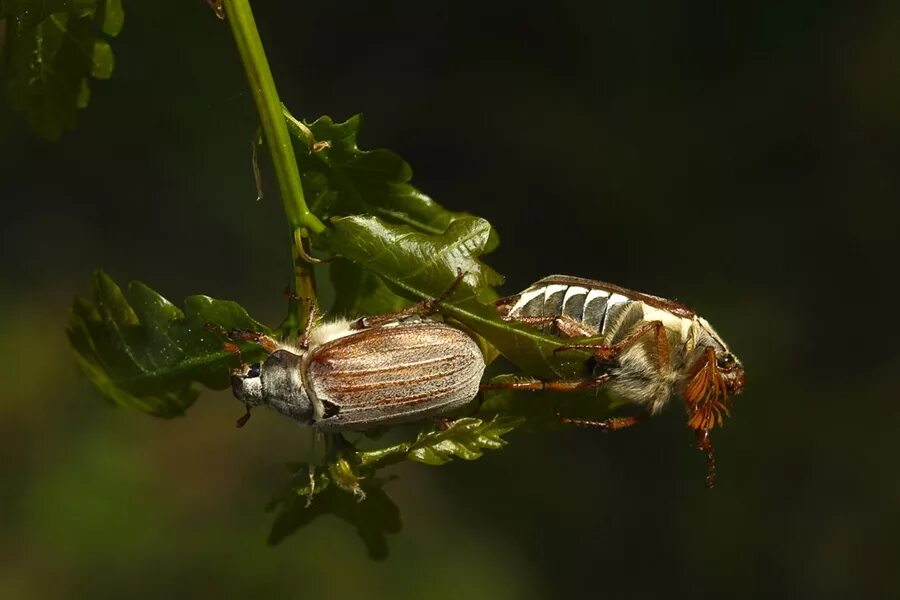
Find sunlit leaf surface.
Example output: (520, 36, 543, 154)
(327, 215, 591, 379)
(267, 415, 521, 557)
(285, 109, 498, 252)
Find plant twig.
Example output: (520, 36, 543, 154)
(223, 0, 323, 333)
(223, 0, 324, 235)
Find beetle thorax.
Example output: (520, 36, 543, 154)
(604, 324, 690, 414)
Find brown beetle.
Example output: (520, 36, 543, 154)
(215, 278, 486, 431)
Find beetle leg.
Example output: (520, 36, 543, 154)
(206, 0, 225, 19)
(352, 269, 466, 329)
(555, 320, 670, 368)
(298, 301, 318, 349)
(228, 329, 280, 353)
(204, 323, 279, 354)
(305, 467, 317, 508)
(502, 315, 597, 338)
(235, 404, 253, 428)
(206, 324, 246, 367)
(480, 373, 610, 392)
(555, 410, 646, 431)
(431, 416, 453, 430)
(696, 429, 717, 489)
(217, 340, 244, 367)
(281, 290, 319, 347)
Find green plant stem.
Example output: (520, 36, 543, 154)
(224, 0, 321, 332)
(224, 0, 323, 236)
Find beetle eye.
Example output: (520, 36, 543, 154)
(717, 354, 735, 369)
(247, 363, 261, 378)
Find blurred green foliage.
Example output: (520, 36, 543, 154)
(1, 0, 123, 139)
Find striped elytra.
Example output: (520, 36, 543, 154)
(229, 317, 485, 431)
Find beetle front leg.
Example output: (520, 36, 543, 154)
(205, 323, 280, 354)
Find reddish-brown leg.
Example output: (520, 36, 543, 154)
(555, 411, 646, 431)
(352, 269, 466, 330)
(696, 429, 717, 489)
(206, 323, 278, 351)
(299, 302, 318, 349)
(480, 373, 611, 392)
(504, 315, 597, 338)
(204, 323, 279, 372)
(281, 290, 320, 347)
(206, 0, 224, 19)
(226, 329, 279, 353)
(555, 320, 671, 368)
(220, 341, 244, 365)
(431, 416, 453, 430)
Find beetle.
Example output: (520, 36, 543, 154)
(210, 287, 486, 432)
(486, 275, 745, 487)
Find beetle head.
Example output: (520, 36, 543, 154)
(683, 346, 745, 431)
(716, 351, 745, 397)
(231, 349, 315, 423)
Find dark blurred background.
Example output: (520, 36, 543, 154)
(2, 1, 898, 598)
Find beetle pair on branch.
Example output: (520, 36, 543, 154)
(209, 272, 745, 488)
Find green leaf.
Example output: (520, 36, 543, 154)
(1, 1, 96, 24)
(402, 416, 523, 466)
(328, 259, 411, 319)
(356, 415, 523, 469)
(326, 215, 591, 379)
(284, 108, 499, 252)
(267, 467, 401, 559)
(265, 415, 517, 555)
(2, 0, 123, 140)
(67, 270, 270, 418)
(98, 0, 122, 36)
(405, 416, 522, 465)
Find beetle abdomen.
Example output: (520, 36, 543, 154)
(501, 279, 639, 338)
(306, 322, 485, 430)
